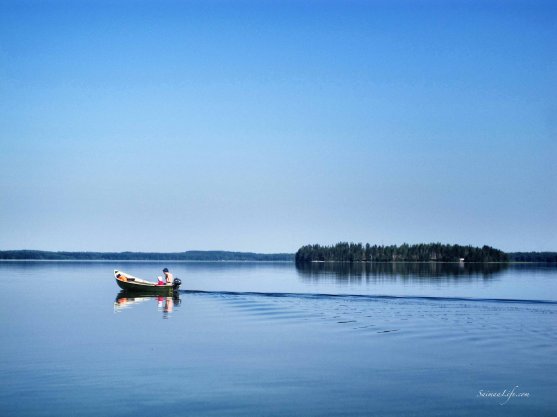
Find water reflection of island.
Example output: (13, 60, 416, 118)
(295, 261, 509, 282)
(114, 291, 181, 319)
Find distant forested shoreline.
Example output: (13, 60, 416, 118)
(507, 252, 557, 263)
(0, 247, 555, 263)
(0, 250, 294, 261)
(296, 243, 557, 263)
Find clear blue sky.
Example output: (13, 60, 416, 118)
(0, 0, 555, 253)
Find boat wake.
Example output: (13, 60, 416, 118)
(180, 288, 557, 346)
(182, 289, 557, 306)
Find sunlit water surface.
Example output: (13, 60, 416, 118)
(0, 261, 555, 416)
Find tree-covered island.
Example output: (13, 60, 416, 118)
(295, 242, 509, 263)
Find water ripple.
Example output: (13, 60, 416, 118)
(183, 289, 557, 306)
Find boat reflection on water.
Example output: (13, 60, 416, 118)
(114, 290, 181, 319)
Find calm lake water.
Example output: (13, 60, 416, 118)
(0, 261, 555, 416)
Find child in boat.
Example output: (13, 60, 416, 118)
(156, 276, 166, 286)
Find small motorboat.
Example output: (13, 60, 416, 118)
(114, 270, 181, 294)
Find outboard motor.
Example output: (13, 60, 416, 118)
(172, 277, 182, 290)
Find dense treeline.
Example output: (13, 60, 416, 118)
(295, 243, 509, 263)
(0, 250, 294, 261)
(507, 252, 557, 263)
(1, 248, 554, 263)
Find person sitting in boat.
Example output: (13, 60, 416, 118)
(163, 268, 173, 285)
(156, 276, 166, 286)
